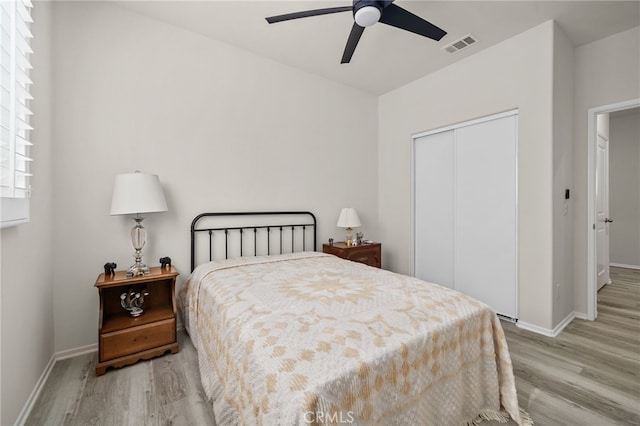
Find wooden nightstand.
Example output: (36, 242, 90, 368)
(95, 266, 179, 375)
(322, 242, 382, 268)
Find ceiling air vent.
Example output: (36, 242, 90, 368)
(442, 34, 478, 54)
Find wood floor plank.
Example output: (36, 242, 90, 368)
(25, 266, 640, 425)
(160, 332, 217, 426)
(510, 351, 640, 424)
(514, 376, 619, 426)
(567, 320, 640, 344)
(24, 354, 92, 426)
(501, 266, 640, 425)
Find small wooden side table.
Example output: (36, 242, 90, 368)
(95, 266, 179, 375)
(322, 242, 382, 268)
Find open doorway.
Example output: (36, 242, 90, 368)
(587, 99, 640, 320)
(609, 107, 640, 270)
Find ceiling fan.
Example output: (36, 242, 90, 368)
(265, 0, 447, 64)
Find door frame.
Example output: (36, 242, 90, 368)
(586, 98, 639, 320)
(595, 132, 611, 291)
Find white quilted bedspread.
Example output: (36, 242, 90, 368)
(181, 252, 526, 425)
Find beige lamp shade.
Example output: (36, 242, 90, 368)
(110, 172, 168, 215)
(336, 208, 361, 228)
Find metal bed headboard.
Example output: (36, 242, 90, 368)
(190, 211, 317, 272)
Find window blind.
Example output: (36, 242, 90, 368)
(0, 0, 33, 227)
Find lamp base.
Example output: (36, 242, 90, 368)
(127, 263, 150, 277)
(127, 215, 150, 277)
(345, 227, 353, 247)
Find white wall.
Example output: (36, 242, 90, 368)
(0, 2, 54, 424)
(573, 27, 640, 314)
(379, 21, 555, 329)
(609, 108, 640, 267)
(51, 1, 378, 352)
(7, 2, 637, 420)
(551, 23, 575, 326)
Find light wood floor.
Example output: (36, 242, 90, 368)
(26, 267, 639, 425)
(501, 266, 640, 425)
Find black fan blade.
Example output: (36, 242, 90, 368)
(378, 3, 446, 41)
(266, 6, 352, 24)
(341, 23, 365, 64)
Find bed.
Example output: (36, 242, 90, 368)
(181, 212, 530, 425)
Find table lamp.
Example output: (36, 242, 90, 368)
(110, 171, 168, 276)
(336, 207, 361, 247)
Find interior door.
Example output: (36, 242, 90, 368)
(414, 130, 455, 288)
(596, 134, 611, 290)
(455, 115, 517, 318)
(413, 112, 518, 319)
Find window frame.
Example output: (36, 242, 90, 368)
(0, 0, 33, 228)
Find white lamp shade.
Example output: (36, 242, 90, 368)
(336, 208, 361, 228)
(110, 172, 168, 215)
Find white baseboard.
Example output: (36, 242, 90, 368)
(517, 311, 578, 337)
(551, 311, 577, 335)
(55, 343, 98, 361)
(610, 262, 640, 270)
(517, 321, 555, 337)
(573, 311, 588, 320)
(13, 354, 56, 426)
(13, 344, 98, 426)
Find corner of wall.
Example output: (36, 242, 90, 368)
(572, 25, 640, 317)
(378, 21, 557, 330)
(551, 20, 576, 328)
(1, 1, 55, 424)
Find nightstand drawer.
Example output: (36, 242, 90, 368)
(345, 246, 380, 267)
(100, 318, 176, 361)
(323, 242, 382, 268)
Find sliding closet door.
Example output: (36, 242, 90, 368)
(413, 112, 517, 319)
(414, 130, 455, 289)
(455, 115, 517, 318)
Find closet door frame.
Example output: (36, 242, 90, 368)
(410, 109, 519, 318)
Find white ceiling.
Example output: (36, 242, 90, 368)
(112, 1, 640, 95)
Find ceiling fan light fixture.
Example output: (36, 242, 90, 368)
(354, 5, 381, 27)
(265, 1, 447, 64)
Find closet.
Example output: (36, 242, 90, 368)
(413, 111, 518, 319)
